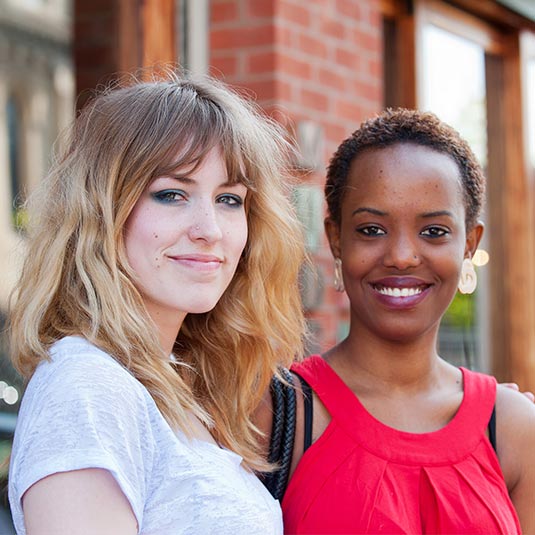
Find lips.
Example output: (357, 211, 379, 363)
(369, 277, 432, 308)
(167, 253, 223, 272)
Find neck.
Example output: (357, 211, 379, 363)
(325, 325, 444, 392)
(146, 306, 186, 357)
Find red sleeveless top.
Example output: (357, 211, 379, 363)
(282, 356, 521, 534)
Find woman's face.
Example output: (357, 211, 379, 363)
(326, 143, 483, 342)
(124, 146, 248, 330)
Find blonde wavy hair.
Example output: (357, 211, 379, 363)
(9, 71, 306, 469)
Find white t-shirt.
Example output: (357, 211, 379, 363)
(9, 336, 283, 535)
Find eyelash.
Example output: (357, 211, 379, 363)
(357, 225, 386, 236)
(217, 194, 244, 207)
(151, 190, 244, 207)
(152, 189, 187, 203)
(356, 226, 450, 238)
(421, 226, 449, 238)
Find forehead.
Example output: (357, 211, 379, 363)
(345, 143, 463, 204)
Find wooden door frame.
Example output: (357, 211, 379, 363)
(382, 0, 535, 388)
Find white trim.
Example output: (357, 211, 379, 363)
(178, 0, 209, 75)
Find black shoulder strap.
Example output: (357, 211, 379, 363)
(488, 405, 496, 452)
(262, 369, 296, 501)
(295, 373, 313, 452)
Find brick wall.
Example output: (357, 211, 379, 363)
(72, 0, 385, 352)
(211, 0, 384, 351)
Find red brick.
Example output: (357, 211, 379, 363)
(246, 51, 276, 75)
(275, 78, 294, 102)
(246, 0, 274, 18)
(335, 0, 363, 20)
(278, 53, 313, 79)
(298, 33, 328, 59)
(335, 47, 362, 70)
(235, 79, 277, 103)
(351, 27, 380, 52)
(211, 2, 239, 24)
(211, 24, 275, 49)
(318, 67, 347, 92)
(265, 105, 293, 128)
(279, 1, 311, 27)
(276, 25, 294, 48)
(209, 54, 239, 78)
(348, 78, 381, 102)
(300, 87, 329, 112)
(367, 57, 382, 80)
(335, 98, 367, 121)
(319, 17, 346, 41)
(325, 121, 350, 145)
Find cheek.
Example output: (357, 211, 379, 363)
(124, 208, 159, 263)
(230, 214, 248, 255)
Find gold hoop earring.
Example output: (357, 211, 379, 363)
(334, 258, 345, 293)
(458, 258, 477, 294)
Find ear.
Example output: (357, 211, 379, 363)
(324, 217, 341, 259)
(465, 220, 484, 258)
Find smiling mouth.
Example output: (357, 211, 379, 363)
(372, 284, 429, 297)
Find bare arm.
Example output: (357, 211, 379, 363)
(496, 385, 535, 534)
(22, 469, 138, 535)
(500, 382, 535, 403)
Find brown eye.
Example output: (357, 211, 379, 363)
(421, 226, 449, 238)
(358, 225, 386, 236)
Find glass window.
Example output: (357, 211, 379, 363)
(6, 97, 26, 231)
(421, 25, 487, 166)
(420, 24, 490, 372)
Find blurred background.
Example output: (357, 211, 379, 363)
(1, 0, 535, 530)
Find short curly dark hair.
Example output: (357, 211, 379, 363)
(325, 108, 486, 230)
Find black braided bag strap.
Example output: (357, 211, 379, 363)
(261, 368, 297, 501)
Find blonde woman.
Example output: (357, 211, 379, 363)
(8, 72, 305, 535)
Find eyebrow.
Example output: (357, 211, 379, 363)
(351, 207, 455, 218)
(420, 210, 454, 218)
(352, 207, 387, 216)
(165, 175, 240, 187)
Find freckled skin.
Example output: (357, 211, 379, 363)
(123, 147, 248, 335)
(327, 144, 478, 344)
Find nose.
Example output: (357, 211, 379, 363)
(188, 205, 223, 243)
(383, 232, 421, 270)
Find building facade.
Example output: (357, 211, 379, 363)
(3, 0, 535, 398)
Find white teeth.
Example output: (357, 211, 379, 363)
(376, 286, 423, 297)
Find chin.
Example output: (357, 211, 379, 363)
(184, 298, 223, 315)
(380, 324, 438, 344)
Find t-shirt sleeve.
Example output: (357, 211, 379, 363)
(9, 347, 155, 531)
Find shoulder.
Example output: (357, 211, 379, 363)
(13, 336, 155, 464)
(495, 384, 535, 533)
(29, 336, 146, 404)
(10, 337, 157, 527)
(495, 383, 535, 439)
(495, 383, 535, 487)
(47, 336, 135, 378)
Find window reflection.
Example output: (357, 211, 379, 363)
(421, 25, 487, 166)
(420, 24, 489, 372)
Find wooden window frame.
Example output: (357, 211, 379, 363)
(381, 0, 535, 388)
